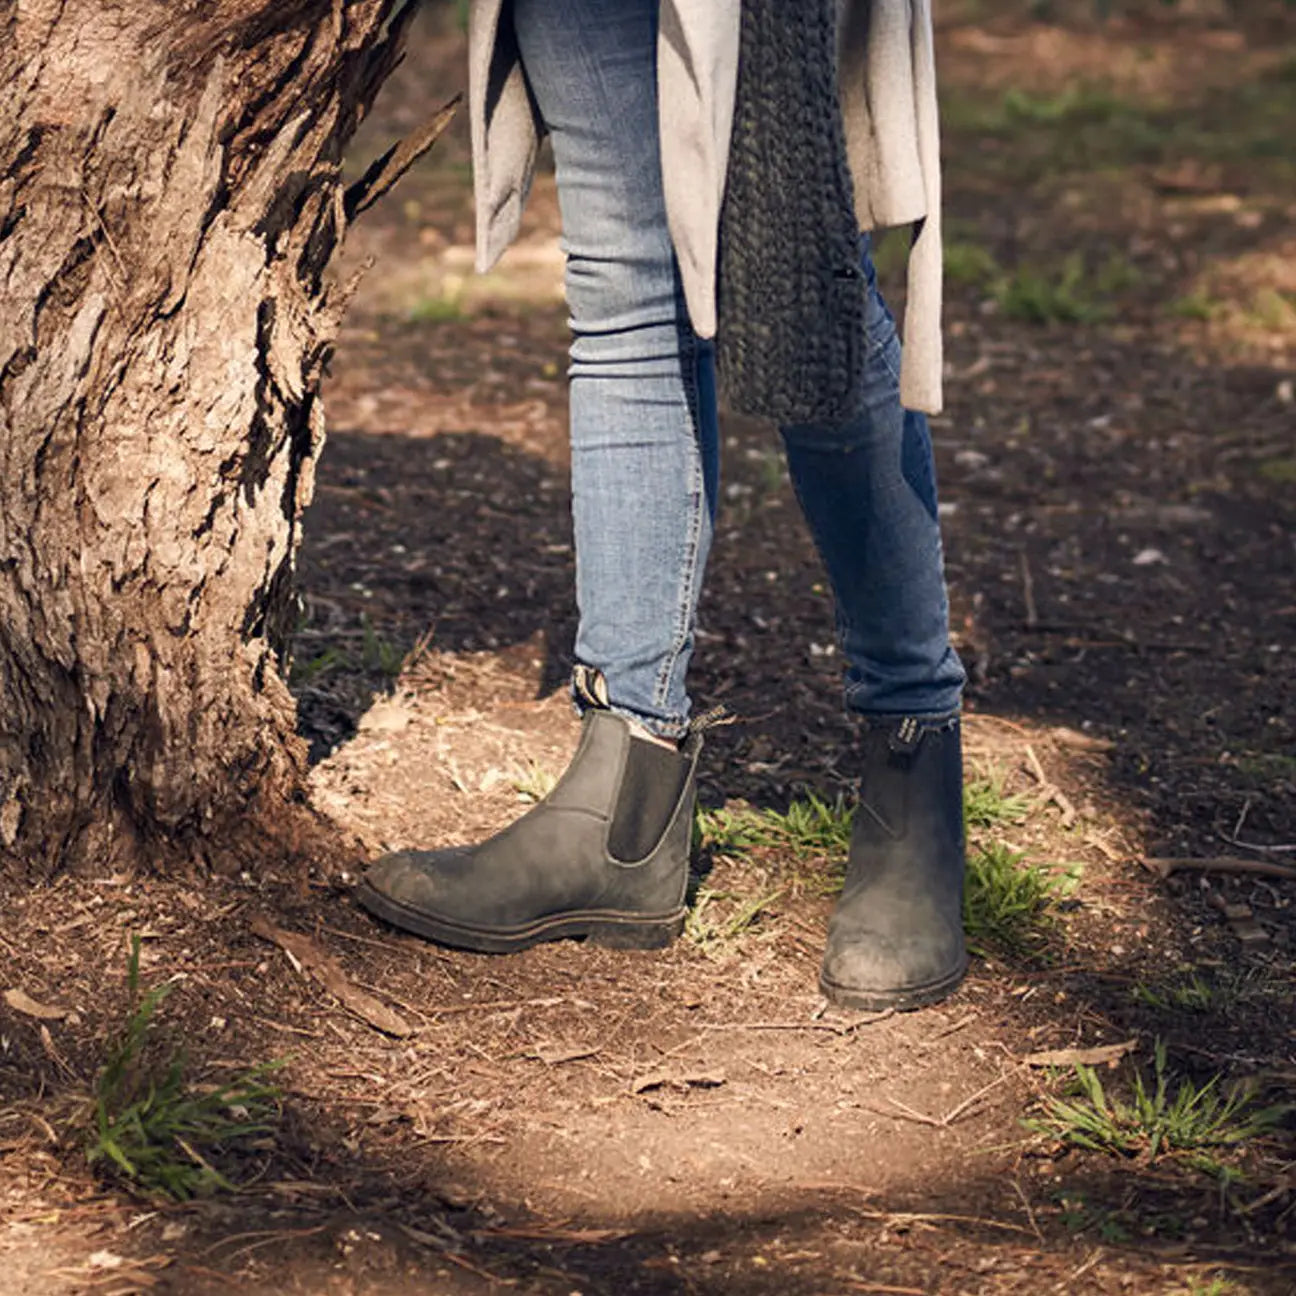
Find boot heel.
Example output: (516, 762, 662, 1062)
(589, 912, 686, 950)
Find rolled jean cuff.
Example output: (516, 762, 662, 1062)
(569, 664, 691, 741)
(852, 706, 962, 730)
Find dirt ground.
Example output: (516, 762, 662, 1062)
(2, 3, 1294, 1293)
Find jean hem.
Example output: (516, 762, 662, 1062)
(846, 705, 962, 729)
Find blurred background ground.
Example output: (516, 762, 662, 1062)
(2, 1, 1293, 1292)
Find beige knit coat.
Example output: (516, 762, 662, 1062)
(467, 0, 944, 414)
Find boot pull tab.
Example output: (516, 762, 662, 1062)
(887, 716, 924, 762)
(689, 705, 737, 736)
(572, 663, 611, 710)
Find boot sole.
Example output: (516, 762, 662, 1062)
(355, 881, 686, 953)
(818, 955, 968, 1013)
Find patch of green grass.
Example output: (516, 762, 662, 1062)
(699, 769, 1034, 863)
(1132, 973, 1220, 1014)
(963, 768, 1032, 831)
(1183, 1277, 1244, 1296)
(1132, 965, 1282, 1017)
(696, 793, 854, 863)
(1233, 750, 1296, 780)
(963, 840, 1062, 956)
(995, 253, 1110, 325)
(1052, 1186, 1200, 1245)
(288, 645, 346, 687)
(408, 292, 464, 324)
(361, 614, 405, 680)
(999, 84, 1133, 127)
(943, 82, 1170, 169)
(685, 886, 785, 953)
(1168, 291, 1222, 322)
(943, 65, 1296, 188)
(1026, 1040, 1289, 1172)
(1256, 457, 1296, 485)
(1054, 1191, 1136, 1243)
(87, 937, 283, 1201)
(944, 240, 1000, 288)
(1246, 288, 1296, 333)
(963, 764, 1069, 955)
(1094, 252, 1142, 296)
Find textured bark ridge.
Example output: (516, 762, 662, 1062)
(0, 0, 434, 875)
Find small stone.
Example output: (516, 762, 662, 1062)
(1132, 547, 1167, 566)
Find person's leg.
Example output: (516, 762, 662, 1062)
(780, 239, 964, 722)
(781, 239, 968, 1011)
(356, 0, 715, 951)
(512, 0, 719, 741)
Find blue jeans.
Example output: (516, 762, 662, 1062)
(512, 0, 965, 738)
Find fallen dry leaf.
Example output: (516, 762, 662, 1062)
(4, 988, 68, 1021)
(530, 1044, 598, 1066)
(631, 1070, 725, 1095)
(1024, 1038, 1137, 1069)
(250, 917, 412, 1038)
(1047, 726, 1116, 753)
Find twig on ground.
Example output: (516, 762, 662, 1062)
(847, 1283, 927, 1294)
(317, 922, 459, 965)
(1055, 1248, 1105, 1290)
(1022, 743, 1079, 827)
(202, 1224, 329, 1262)
(1019, 551, 1038, 628)
(702, 1009, 894, 1036)
(1010, 1177, 1044, 1244)
(251, 917, 413, 1037)
(868, 1072, 1012, 1129)
(428, 996, 595, 1017)
(248, 1015, 323, 1039)
(477, 1224, 631, 1244)
(847, 1208, 1034, 1236)
(941, 1072, 1014, 1126)
(1142, 856, 1296, 882)
(865, 1096, 943, 1128)
(1218, 835, 1296, 856)
(929, 1011, 979, 1040)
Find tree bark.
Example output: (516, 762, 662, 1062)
(1, 0, 426, 875)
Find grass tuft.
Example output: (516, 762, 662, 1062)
(685, 886, 785, 953)
(963, 840, 1061, 956)
(696, 793, 854, 862)
(1131, 965, 1280, 1017)
(86, 936, 284, 1201)
(963, 768, 1033, 831)
(361, 614, 406, 681)
(995, 253, 1110, 325)
(512, 760, 557, 804)
(944, 240, 1000, 288)
(1026, 1039, 1289, 1172)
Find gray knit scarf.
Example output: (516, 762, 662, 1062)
(716, 0, 866, 426)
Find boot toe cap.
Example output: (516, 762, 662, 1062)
(820, 927, 967, 1010)
(361, 847, 473, 915)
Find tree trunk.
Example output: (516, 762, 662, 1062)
(0, 0, 430, 875)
